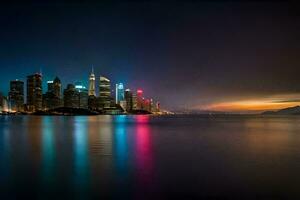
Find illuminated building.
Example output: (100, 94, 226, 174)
(63, 82, 88, 109)
(150, 99, 154, 112)
(75, 82, 88, 109)
(132, 92, 137, 110)
(53, 77, 62, 98)
(63, 84, 78, 108)
(43, 77, 62, 110)
(8, 80, 24, 112)
(143, 98, 153, 112)
(47, 81, 54, 92)
(88, 67, 96, 96)
(27, 73, 42, 112)
(98, 76, 111, 109)
(125, 89, 133, 111)
(115, 83, 125, 104)
(137, 89, 144, 110)
(0, 94, 10, 113)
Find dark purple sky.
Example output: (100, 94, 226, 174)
(1, 1, 300, 111)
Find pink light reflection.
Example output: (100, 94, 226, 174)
(134, 115, 154, 193)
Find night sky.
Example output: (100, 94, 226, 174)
(1, 1, 300, 112)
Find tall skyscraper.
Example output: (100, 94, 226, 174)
(8, 80, 24, 112)
(132, 92, 137, 110)
(98, 76, 111, 109)
(88, 67, 96, 96)
(27, 73, 42, 112)
(47, 80, 54, 92)
(136, 89, 144, 110)
(115, 83, 125, 104)
(125, 89, 133, 112)
(53, 77, 62, 98)
(63, 84, 78, 108)
(75, 82, 88, 109)
(43, 77, 62, 110)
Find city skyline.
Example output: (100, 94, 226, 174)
(0, 70, 160, 114)
(0, 1, 299, 112)
(1, 2, 300, 199)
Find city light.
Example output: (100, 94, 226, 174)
(75, 85, 85, 89)
(137, 89, 143, 94)
(1, 72, 160, 115)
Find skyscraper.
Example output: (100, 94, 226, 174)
(63, 84, 78, 108)
(8, 80, 24, 112)
(132, 92, 137, 110)
(115, 83, 125, 104)
(125, 89, 133, 112)
(88, 67, 96, 96)
(47, 80, 54, 93)
(136, 89, 144, 110)
(75, 82, 88, 109)
(43, 77, 62, 110)
(27, 73, 42, 112)
(98, 76, 111, 109)
(53, 77, 62, 98)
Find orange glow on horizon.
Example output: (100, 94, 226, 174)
(200, 95, 300, 113)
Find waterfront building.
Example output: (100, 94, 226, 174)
(63, 84, 79, 108)
(75, 82, 88, 109)
(150, 99, 154, 112)
(136, 89, 144, 110)
(43, 77, 62, 110)
(0, 94, 10, 113)
(132, 92, 138, 110)
(8, 80, 24, 112)
(88, 95, 97, 110)
(47, 81, 54, 93)
(98, 76, 111, 109)
(125, 89, 133, 112)
(115, 83, 125, 104)
(27, 73, 42, 112)
(88, 67, 96, 96)
(52, 77, 62, 98)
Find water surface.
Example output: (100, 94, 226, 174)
(1, 115, 300, 199)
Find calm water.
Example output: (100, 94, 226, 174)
(1, 115, 300, 199)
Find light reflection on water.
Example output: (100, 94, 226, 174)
(1, 115, 300, 198)
(41, 117, 55, 185)
(73, 117, 90, 194)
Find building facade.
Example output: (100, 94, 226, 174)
(43, 77, 62, 110)
(75, 82, 88, 109)
(88, 68, 96, 96)
(27, 73, 42, 112)
(125, 89, 133, 112)
(98, 76, 111, 109)
(136, 89, 144, 110)
(132, 92, 138, 110)
(63, 84, 78, 108)
(0, 93, 10, 113)
(115, 83, 125, 104)
(8, 80, 24, 112)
